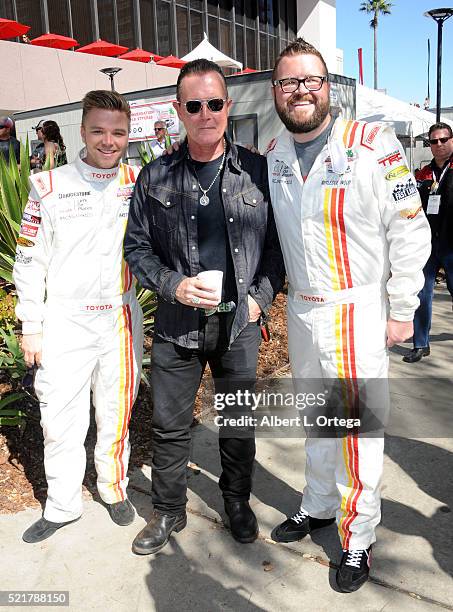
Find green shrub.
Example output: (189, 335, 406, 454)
(0, 139, 30, 283)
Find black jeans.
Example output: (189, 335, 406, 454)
(150, 314, 261, 515)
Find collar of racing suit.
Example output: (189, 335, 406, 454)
(272, 116, 350, 176)
(75, 148, 122, 183)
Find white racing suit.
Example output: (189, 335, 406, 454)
(267, 118, 431, 549)
(13, 153, 143, 522)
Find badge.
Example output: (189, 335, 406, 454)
(427, 195, 440, 215)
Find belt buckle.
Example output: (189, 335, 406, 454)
(203, 301, 235, 317)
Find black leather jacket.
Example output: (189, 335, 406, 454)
(124, 138, 284, 348)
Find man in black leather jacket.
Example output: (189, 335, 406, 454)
(124, 59, 284, 555)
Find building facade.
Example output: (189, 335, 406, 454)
(0, 0, 299, 70)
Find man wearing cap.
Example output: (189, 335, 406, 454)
(0, 116, 20, 164)
(30, 120, 45, 170)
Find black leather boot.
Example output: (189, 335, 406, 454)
(132, 510, 187, 555)
(224, 501, 258, 543)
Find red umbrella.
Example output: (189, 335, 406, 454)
(0, 18, 30, 39)
(76, 39, 128, 57)
(156, 55, 187, 69)
(31, 33, 79, 50)
(233, 67, 258, 75)
(118, 48, 163, 63)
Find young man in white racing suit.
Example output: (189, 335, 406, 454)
(13, 90, 143, 543)
(267, 39, 431, 592)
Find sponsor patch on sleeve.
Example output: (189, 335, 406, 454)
(15, 249, 33, 265)
(24, 198, 41, 214)
(378, 150, 403, 168)
(392, 178, 418, 203)
(385, 165, 410, 181)
(19, 223, 39, 238)
(17, 236, 35, 247)
(399, 206, 422, 219)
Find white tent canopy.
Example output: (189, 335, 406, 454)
(182, 33, 242, 70)
(356, 84, 453, 137)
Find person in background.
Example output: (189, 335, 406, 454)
(30, 120, 46, 171)
(403, 123, 453, 363)
(0, 116, 20, 164)
(41, 120, 67, 169)
(150, 120, 172, 159)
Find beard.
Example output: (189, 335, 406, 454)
(275, 93, 330, 134)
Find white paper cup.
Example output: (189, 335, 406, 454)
(197, 270, 223, 303)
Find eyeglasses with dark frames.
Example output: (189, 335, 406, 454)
(155, 127, 165, 131)
(272, 75, 328, 93)
(182, 98, 227, 114)
(429, 136, 451, 145)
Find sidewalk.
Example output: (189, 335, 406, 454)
(1, 285, 452, 612)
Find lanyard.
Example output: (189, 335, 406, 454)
(430, 163, 450, 194)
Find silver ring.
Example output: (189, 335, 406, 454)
(191, 296, 201, 304)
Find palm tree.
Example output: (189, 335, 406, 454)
(359, 1, 393, 90)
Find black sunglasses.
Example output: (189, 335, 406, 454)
(0, 125, 7, 129)
(183, 98, 227, 114)
(155, 127, 165, 131)
(429, 136, 451, 145)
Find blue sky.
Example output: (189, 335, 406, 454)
(336, 0, 453, 107)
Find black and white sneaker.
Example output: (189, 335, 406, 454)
(336, 546, 372, 593)
(273, 508, 335, 543)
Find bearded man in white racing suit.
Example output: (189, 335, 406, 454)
(13, 90, 143, 543)
(267, 39, 431, 593)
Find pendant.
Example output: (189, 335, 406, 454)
(200, 194, 210, 206)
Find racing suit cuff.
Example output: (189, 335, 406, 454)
(22, 321, 43, 335)
(160, 271, 187, 304)
(249, 279, 273, 316)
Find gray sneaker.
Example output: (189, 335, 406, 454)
(106, 499, 135, 526)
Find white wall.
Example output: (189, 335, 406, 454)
(0, 40, 179, 115)
(296, 0, 337, 72)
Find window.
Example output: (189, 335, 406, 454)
(246, 28, 256, 68)
(140, 0, 156, 52)
(259, 34, 267, 69)
(157, 1, 171, 55)
(176, 7, 189, 56)
(117, 0, 135, 48)
(234, 0, 243, 23)
(97, 0, 116, 42)
(191, 0, 203, 9)
(0, 0, 14, 20)
(208, 16, 218, 48)
(190, 10, 203, 47)
(219, 0, 232, 19)
(207, 0, 217, 16)
(70, 0, 93, 45)
(219, 19, 231, 56)
(235, 25, 244, 65)
(15, 0, 44, 38)
(244, 0, 257, 28)
(228, 114, 258, 148)
(287, 0, 296, 40)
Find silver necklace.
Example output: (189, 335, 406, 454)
(189, 139, 226, 206)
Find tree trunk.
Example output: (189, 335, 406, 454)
(374, 16, 378, 90)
